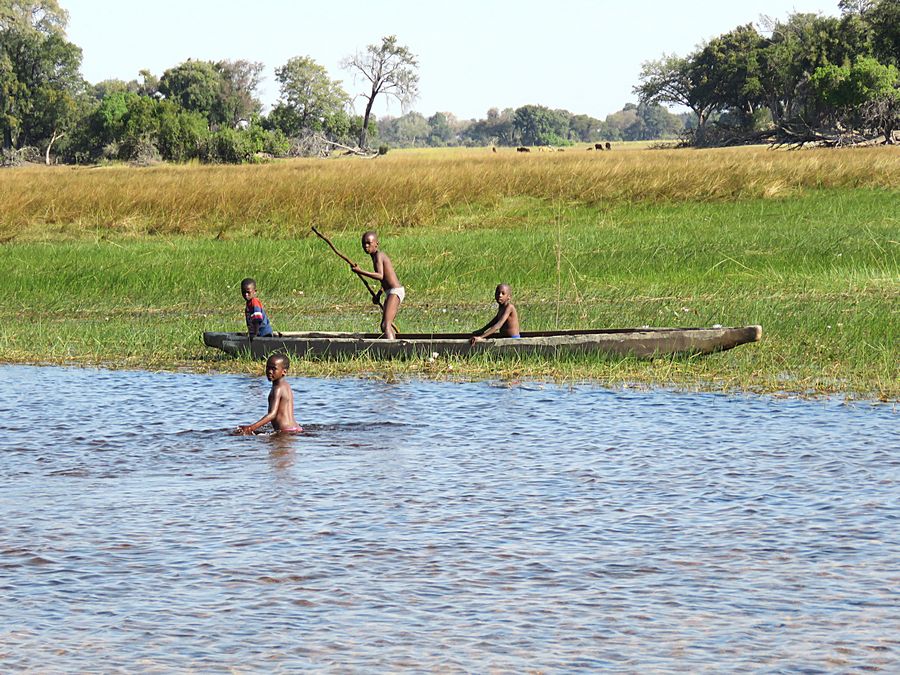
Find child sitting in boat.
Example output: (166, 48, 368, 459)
(470, 283, 520, 344)
(236, 354, 302, 435)
(241, 277, 274, 339)
(350, 231, 403, 340)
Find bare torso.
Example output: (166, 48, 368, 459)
(496, 302, 520, 336)
(269, 379, 298, 431)
(373, 251, 401, 291)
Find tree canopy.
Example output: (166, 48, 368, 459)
(270, 56, 349, 138)
(0, 0, 84, 154)
(6, 1, 895, 164)
(635, 0, 900, 145)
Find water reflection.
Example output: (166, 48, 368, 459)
(0, 365, 897, 672)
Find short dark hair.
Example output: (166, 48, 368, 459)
(362, 230, 377, 241)
(268, 353, 290, 369)
(241, 277, 256, 290)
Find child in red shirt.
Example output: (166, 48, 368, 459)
(241, 277, 274, 338)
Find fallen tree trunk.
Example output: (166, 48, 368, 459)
(323, 139, 379, 158)
(771, 122, 876, 149)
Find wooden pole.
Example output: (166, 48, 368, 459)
(311, 226, 399, 335)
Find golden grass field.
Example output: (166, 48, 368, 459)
(3, 144, 897, 239)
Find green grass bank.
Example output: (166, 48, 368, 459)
(2, 185, 897, 398)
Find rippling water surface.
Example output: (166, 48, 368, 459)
(0, 365, 897, 672)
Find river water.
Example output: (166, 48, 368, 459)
(0, 365, 897, 672)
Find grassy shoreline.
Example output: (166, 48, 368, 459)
(2, 147, 897, 398)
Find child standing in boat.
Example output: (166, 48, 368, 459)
(241, 277, 274, 339)
(236, 354, 302, 434)
(470, 283, 520, 344)
(350, 231, 403, 340)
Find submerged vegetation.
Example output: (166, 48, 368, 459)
(1, 146, 897, 398)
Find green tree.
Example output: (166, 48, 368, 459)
(158, 59, 222, 124)
(693, 25, 766, 130)
(377, 111, 427, 146)
(636, 102, 683, 139)
(634, 53, 717, 143)
(604, 105, 639, 141)
(157, 100, 208, 161)
(568, 113, 604, 142)
(867, 0, 900, 67)
(757, 13, 848, 125)
(0, 0, 84, 151)
(812, 56, 900, 141)
(513, 104, 569, 145)
(427, 111, 455, 145)
(271, 56, 348, 136)
(342, 35, 419, 149)
(214, 59, 263, 126)
(92, 78, 137, 100)
(461, 107, 516, 146)
(0, 0, 67, 35)
(23, 35, 84, 163)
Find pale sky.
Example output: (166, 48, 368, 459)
(62, 0, 839, 121)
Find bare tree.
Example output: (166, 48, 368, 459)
(342, 35, 419, 149)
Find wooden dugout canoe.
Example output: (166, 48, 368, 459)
(202, 325, 762, 360)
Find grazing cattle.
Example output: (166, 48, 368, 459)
(557, 148, 564, 151)
(594, 143, 603, 150)
(586, 146, 593, 151)
(492, 146, 497, 153)
(605, 142, 611, 150)
(516, 146, 530, 152)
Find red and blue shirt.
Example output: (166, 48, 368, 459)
(245, 298, 273, 337)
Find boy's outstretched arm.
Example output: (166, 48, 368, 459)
(237, 388, 284, 434)
(470, 306, 513, 344)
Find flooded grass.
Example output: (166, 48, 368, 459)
(2, 172, 896, 398)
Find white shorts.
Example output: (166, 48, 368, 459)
(386, 286, 405, 303)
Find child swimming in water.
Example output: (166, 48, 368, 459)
(236, 354, 302, 434)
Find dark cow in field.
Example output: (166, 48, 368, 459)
(605, 142, 611, 150)
(594, 143, 603, 150)
(516, 146, 530, 152)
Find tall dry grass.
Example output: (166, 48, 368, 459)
(3, 145, 898, 239)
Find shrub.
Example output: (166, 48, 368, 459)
(203, 127, 255, 163)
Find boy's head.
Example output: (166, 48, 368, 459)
(265, 353, 290, 381)
(495, 283, 511, 304)
(361, 231, 378, 254)
(241, 278, 257, 301)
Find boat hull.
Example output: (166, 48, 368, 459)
(203, 326, 762, 360)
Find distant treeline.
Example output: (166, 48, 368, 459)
(3, 1, 897, 166)
(376, 104, 688, 148)
(0, 1, 686, 165)
(635, 0, 899, 146)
